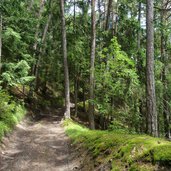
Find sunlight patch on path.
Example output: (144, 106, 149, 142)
(0, 115, 71, 171)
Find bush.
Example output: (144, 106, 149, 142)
(0, 90, 26, 140)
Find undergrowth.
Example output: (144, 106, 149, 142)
(0, 90, 26, 140)
(64, 120, 171, 171)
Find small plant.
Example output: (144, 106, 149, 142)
(0, 90, 26, 140)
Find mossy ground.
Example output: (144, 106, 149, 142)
(64, 120, 171, 171)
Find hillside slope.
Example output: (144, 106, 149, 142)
(64, 120, 171, 171)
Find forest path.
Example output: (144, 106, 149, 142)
(0, 109, 78, 171)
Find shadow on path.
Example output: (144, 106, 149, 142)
(0, 108, 80, 171)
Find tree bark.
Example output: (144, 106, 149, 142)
(60, 0, 71, 119)
(137, 2, 143, 77)
(29, 0, 45, 96)
(33, 0, 45, 52)
(105, 0, 113, 30)
(160, 0, 170, 138)
(83, 86, 86, 112)
(35, 13, 52, 91)
(146, 0, 158, 137)
(74, 76, 78, 116)
(137, 2, 141, 52)
(32, 0, 45, 75)
(98, 0, 102, 29)
(73, 0, 78, 116)
(0, 15, 2, 74)
(89, 0, 96, 129)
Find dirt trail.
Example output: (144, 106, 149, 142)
(0, 110, 79, 171)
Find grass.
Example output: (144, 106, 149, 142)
(0, 104, 26, 140)
(0, 90, 26, 140)
(64, 119, 171, 171)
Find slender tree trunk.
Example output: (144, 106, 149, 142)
(137, 2, 145, 133)
(98, 0, 102, 29)
(42, 65, 48, 94)
(32, 0, 45, 75)
(112, 11, 115, 36)
(114, 3, 118, 36)
(89, 0, 96, 129)
(137, 2, 141, 52)
(74, 76, 78, 116)
(60, 0, 71, 119)
(146, 0, 158, 137)
(74, 0, 76, 27)
(160, 0, 170, 138)
(0, 15, 2, 74)
(73, 0, 78, 116)
(105, 0, 113, 30)
(103, 0, 107, 29)
(83, 86, 86, 112)
(33, 0, 45, 51)
(35, 13, 52, 91)
(29, 0, 45, 96)
(137, 2, 143, 78)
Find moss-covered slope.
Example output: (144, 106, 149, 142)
(64, 120, 171, 171)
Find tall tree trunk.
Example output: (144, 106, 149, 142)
(103, 0, 107, 29)
(0, 15, 2, 74)
(89, 0, 96, 129)
(60, 0, 71, 119)
(137, 2, 145, 132)
(73, 0, 78, 116)
(160, 0, 170, 138)
(105, 0, 113, 30)
(83, 86, 86, 112)
(29, 0, 45, 96)
(146, 0, 158, 137)
(74, 76, 78, 116)
(32, 0, 45, 75)
(137, 2, 143, 77)
(74, 0, 76, 28)
(35, 13, 52, 91)
(98, 0, 102, 29)
(137, 2, 141, 52)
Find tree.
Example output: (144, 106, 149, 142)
(105, 0, 113, 30)
(32, 0, 45, 75)
(34, 13, 52, 90)
(60, 0, 71, 119)
(0, 15, 2, 73)
(146, 0, 158, 137)
(89, 0, 96, 129)
(160, 0, 170, 138)
(2, 0, 171, 138)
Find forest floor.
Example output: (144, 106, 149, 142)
(0, 109, 82, 171)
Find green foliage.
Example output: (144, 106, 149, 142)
(4, 27, 21, 41)
(2, 60, 35, 87)
(95, 37, 141, 130)
(108, 120, 128, 132)
(1, 0, 171, 142)
(0, 90, 26, 140)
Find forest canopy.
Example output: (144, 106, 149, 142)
(0, 0, 171, 139)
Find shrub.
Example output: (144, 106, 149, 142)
(0, 90, 26, 140)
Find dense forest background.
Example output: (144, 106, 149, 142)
(0, 0, 171, 139)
